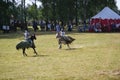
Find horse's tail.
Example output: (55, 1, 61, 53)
(16, 42, 21, 50)
(16, 45, 19, 50)
(60, 36, 75, 44)
(67, 36, 75, 42)
(65, 36, 75, 44)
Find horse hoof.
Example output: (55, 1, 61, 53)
(36, 53, 38, 56)
(59, 46, 62, 49)
(59, 47, 62, 49)
(23, 54, 27, 56)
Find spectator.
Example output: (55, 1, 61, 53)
(67, 22, 72, 31)
(2, 24, 10, 33)
(56, 22, 61, 33)
(32, 20, 38, 32)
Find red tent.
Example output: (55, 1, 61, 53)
(90, 7, 120, 32)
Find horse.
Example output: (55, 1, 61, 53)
(56, 33, 75, 49)
(16, 34, 38, 56)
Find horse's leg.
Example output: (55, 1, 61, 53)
(67, 44, 70, 49)
(59, 43, 62, 49)
(32, 48, 38, 55)
(58, 39, 62, 49)
(23, 48, 27, 56)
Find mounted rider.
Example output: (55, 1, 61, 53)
(24, 30, 33, 46)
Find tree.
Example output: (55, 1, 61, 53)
(0, 0, 15, 26)
(39, 0, 118, 24)
(0, 0, 118, 29)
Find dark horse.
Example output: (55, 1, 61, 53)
(16, 34, 38, 56)
(56, 33, 75, 49)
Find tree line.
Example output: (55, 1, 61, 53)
(0, 0, 119, 29)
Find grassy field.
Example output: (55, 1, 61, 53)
(0, 31, 120, 80)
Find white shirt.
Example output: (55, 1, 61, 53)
(24, 31, 30, 40)
(60, 31, 65, 36)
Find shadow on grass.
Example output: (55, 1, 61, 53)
(32, 54, 49, 57)
(64, 47, 81, 50)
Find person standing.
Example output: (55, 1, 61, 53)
(56, 22, 61, 33)
(32, 20, 38, 32)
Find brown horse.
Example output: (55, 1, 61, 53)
(16, 34, 38, 56)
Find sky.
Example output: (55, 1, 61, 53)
(116, 0, 120, 10)
(15, 0, 42, 7)
(25, 0, 42, 7)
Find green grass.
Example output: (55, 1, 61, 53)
(0, 31, 120, 80)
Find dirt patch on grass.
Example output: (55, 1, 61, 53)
(111, 69, 120, 76)
(97, 69, 120, 76)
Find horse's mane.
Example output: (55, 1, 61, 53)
(29, 34, 36, 41)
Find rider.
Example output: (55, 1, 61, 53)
(56, 29, 68, 49)
(24, 30, 32, 46)
(60, 29, 65, 36)
(24, 30, 30, 40)
(60, 29, 70, 41)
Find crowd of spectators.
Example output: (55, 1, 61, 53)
(0, 18, 120, 33)
(89, 18, 120, 32)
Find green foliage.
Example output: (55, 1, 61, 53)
(27, 4, 38, 20)
(40, 0, 118, 22)
(0, 0, 119, 25)
(0, 0, 15, 25)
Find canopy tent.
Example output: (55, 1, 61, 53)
(91, 7, 120, 19)
(90, 7, 120, 32)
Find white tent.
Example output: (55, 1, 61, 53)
(92, 7, 120, 19)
